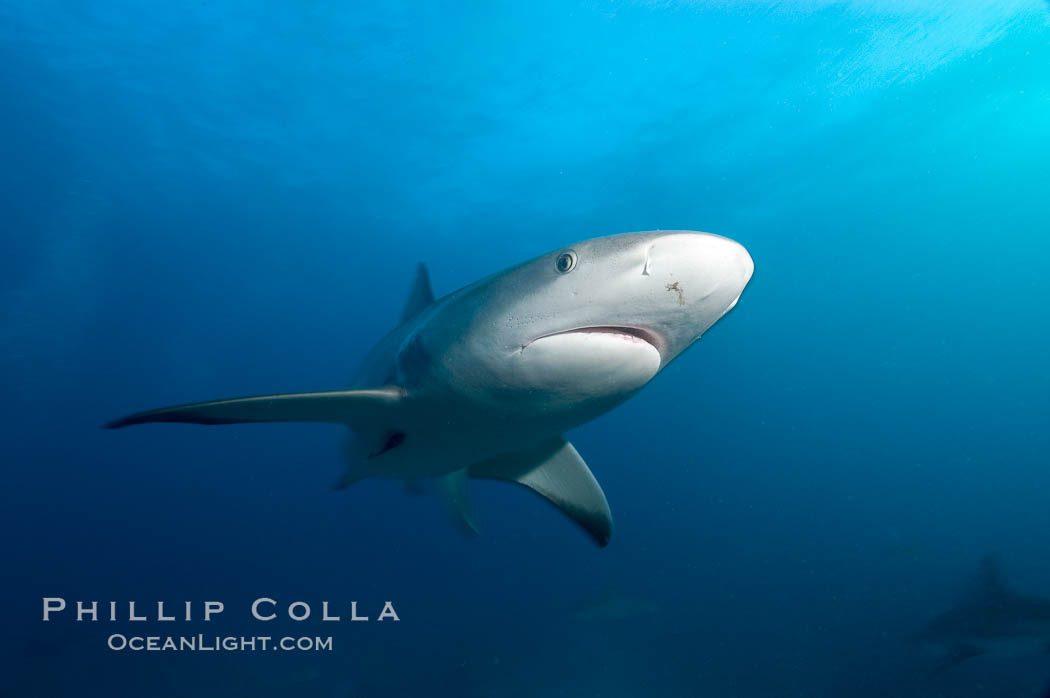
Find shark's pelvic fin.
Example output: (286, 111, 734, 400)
(400, 263, 435, 324)
(105, 387, 404, 429)
(469, 438, 613, 547)
(439, 469, 480, 537)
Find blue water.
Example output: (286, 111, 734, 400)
(3, 1, 1050, 696)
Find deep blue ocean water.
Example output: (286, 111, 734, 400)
(2, 1, 1049, 696)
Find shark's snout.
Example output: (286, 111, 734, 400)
(637, 232, 753, 356)
(649, 232, 753, 298)
(724, 240, 754, 313)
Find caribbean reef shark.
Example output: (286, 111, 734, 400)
(916, 556, 1050, 670)
(107, 231, 753, 545)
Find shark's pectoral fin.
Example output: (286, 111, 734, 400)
(440, 469, 480, 537)
(105, 387, 404, 429)
(469, 438, 612, 547)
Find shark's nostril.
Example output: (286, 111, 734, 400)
(642, 245, 654, 276)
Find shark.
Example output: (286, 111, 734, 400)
(915, 556, 1050, 670)
(106, 231, 754, 546)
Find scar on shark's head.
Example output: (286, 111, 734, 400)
(665, 281, 685, 305)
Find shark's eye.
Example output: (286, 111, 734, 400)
(555, 250, 578, 274)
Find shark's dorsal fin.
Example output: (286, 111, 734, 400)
(469, 437, 612, 547)
(105, 387, 404, 429)
(400, 263, 434, 324)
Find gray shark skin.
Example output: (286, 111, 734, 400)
(107, 231, 754, 546)
(916, 556, 1050, 671)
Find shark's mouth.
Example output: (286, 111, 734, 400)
(517, 325, 665, 394)
(528, 326, 664, 356)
